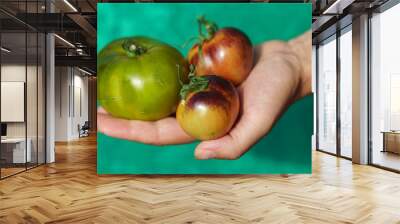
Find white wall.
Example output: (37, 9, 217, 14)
(72, 73, 89, 138)
(1, 63, 46, 164)
(55, 67, 69, 141)
(1, 82, 25, 122)
(54, 67, 89, 141)
(1, 65, 26, 138)
(1, 65, 38, 138)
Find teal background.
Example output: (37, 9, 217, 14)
(97, 3, 313, 174)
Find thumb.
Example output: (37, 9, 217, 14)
(194, 114, 265, 160)
(194, 134, 242, 160)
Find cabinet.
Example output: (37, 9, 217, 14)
(382, 131, 400, 154)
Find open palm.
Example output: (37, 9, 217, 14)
(98, 31, 311, 160)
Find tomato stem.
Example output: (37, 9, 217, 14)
(122, 40, 146, 57)
(197, 16, 218, 40)
(176, 64, 184, 87)
(195, 16, 218, 65)
(180, 65, 209, 100)
(181, 36, 202, 49)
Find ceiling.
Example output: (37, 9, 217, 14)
(0, 0, 394, 74)
(1, 32, 45, 64)
(311, 0, 390, 44)
(1, 0, 97, 73)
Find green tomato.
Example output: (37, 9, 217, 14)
(98, 37, 189, 121)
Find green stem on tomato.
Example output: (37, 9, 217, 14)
(195, 15, 218, 66)
(122, 40, 146, 57)
(181, 16, 218, 69)
(197, 15, 218, 40)
(176, 64, 184, 87)
(180, 65, 209, 100)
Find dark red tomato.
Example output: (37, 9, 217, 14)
(188, 17, 253, 85)
(177, 74, 239, 140)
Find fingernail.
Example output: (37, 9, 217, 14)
(198, 150, 216, 160)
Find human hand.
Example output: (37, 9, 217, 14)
(98, 31, 311, 159)
(98, 107, 195, 145)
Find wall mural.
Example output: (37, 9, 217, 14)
(97, 3, 313, 174)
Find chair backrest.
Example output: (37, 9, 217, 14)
(82, 121, 90, 129)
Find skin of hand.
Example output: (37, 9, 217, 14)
(98, 31, 312, 160)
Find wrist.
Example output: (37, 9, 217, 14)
(258, 41, 302, 96)
(288, 31, 312, 100)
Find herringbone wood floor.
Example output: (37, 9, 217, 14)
(1, 135, 400, 224)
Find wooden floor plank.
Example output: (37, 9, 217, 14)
(0, 135, 400, 223)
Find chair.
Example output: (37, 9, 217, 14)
(78, 121, 90, 138)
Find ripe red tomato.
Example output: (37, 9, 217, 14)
(177, 74, 240, 140)
(188, 17, 253, 85)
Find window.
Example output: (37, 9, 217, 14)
(371, 2, 400, 171)
(0, 1, 47, 179)
(317, 35, 337, 154)
(339, 27, 352, 158)
(312, 45, 317, 150)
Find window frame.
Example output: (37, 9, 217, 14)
(315, 23, 353, 160)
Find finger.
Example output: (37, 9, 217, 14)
(194, 134, 240, 160)
(98, 113, 194, 145)
(194, 113, 266, 160)
(97, 107, 108, 114)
